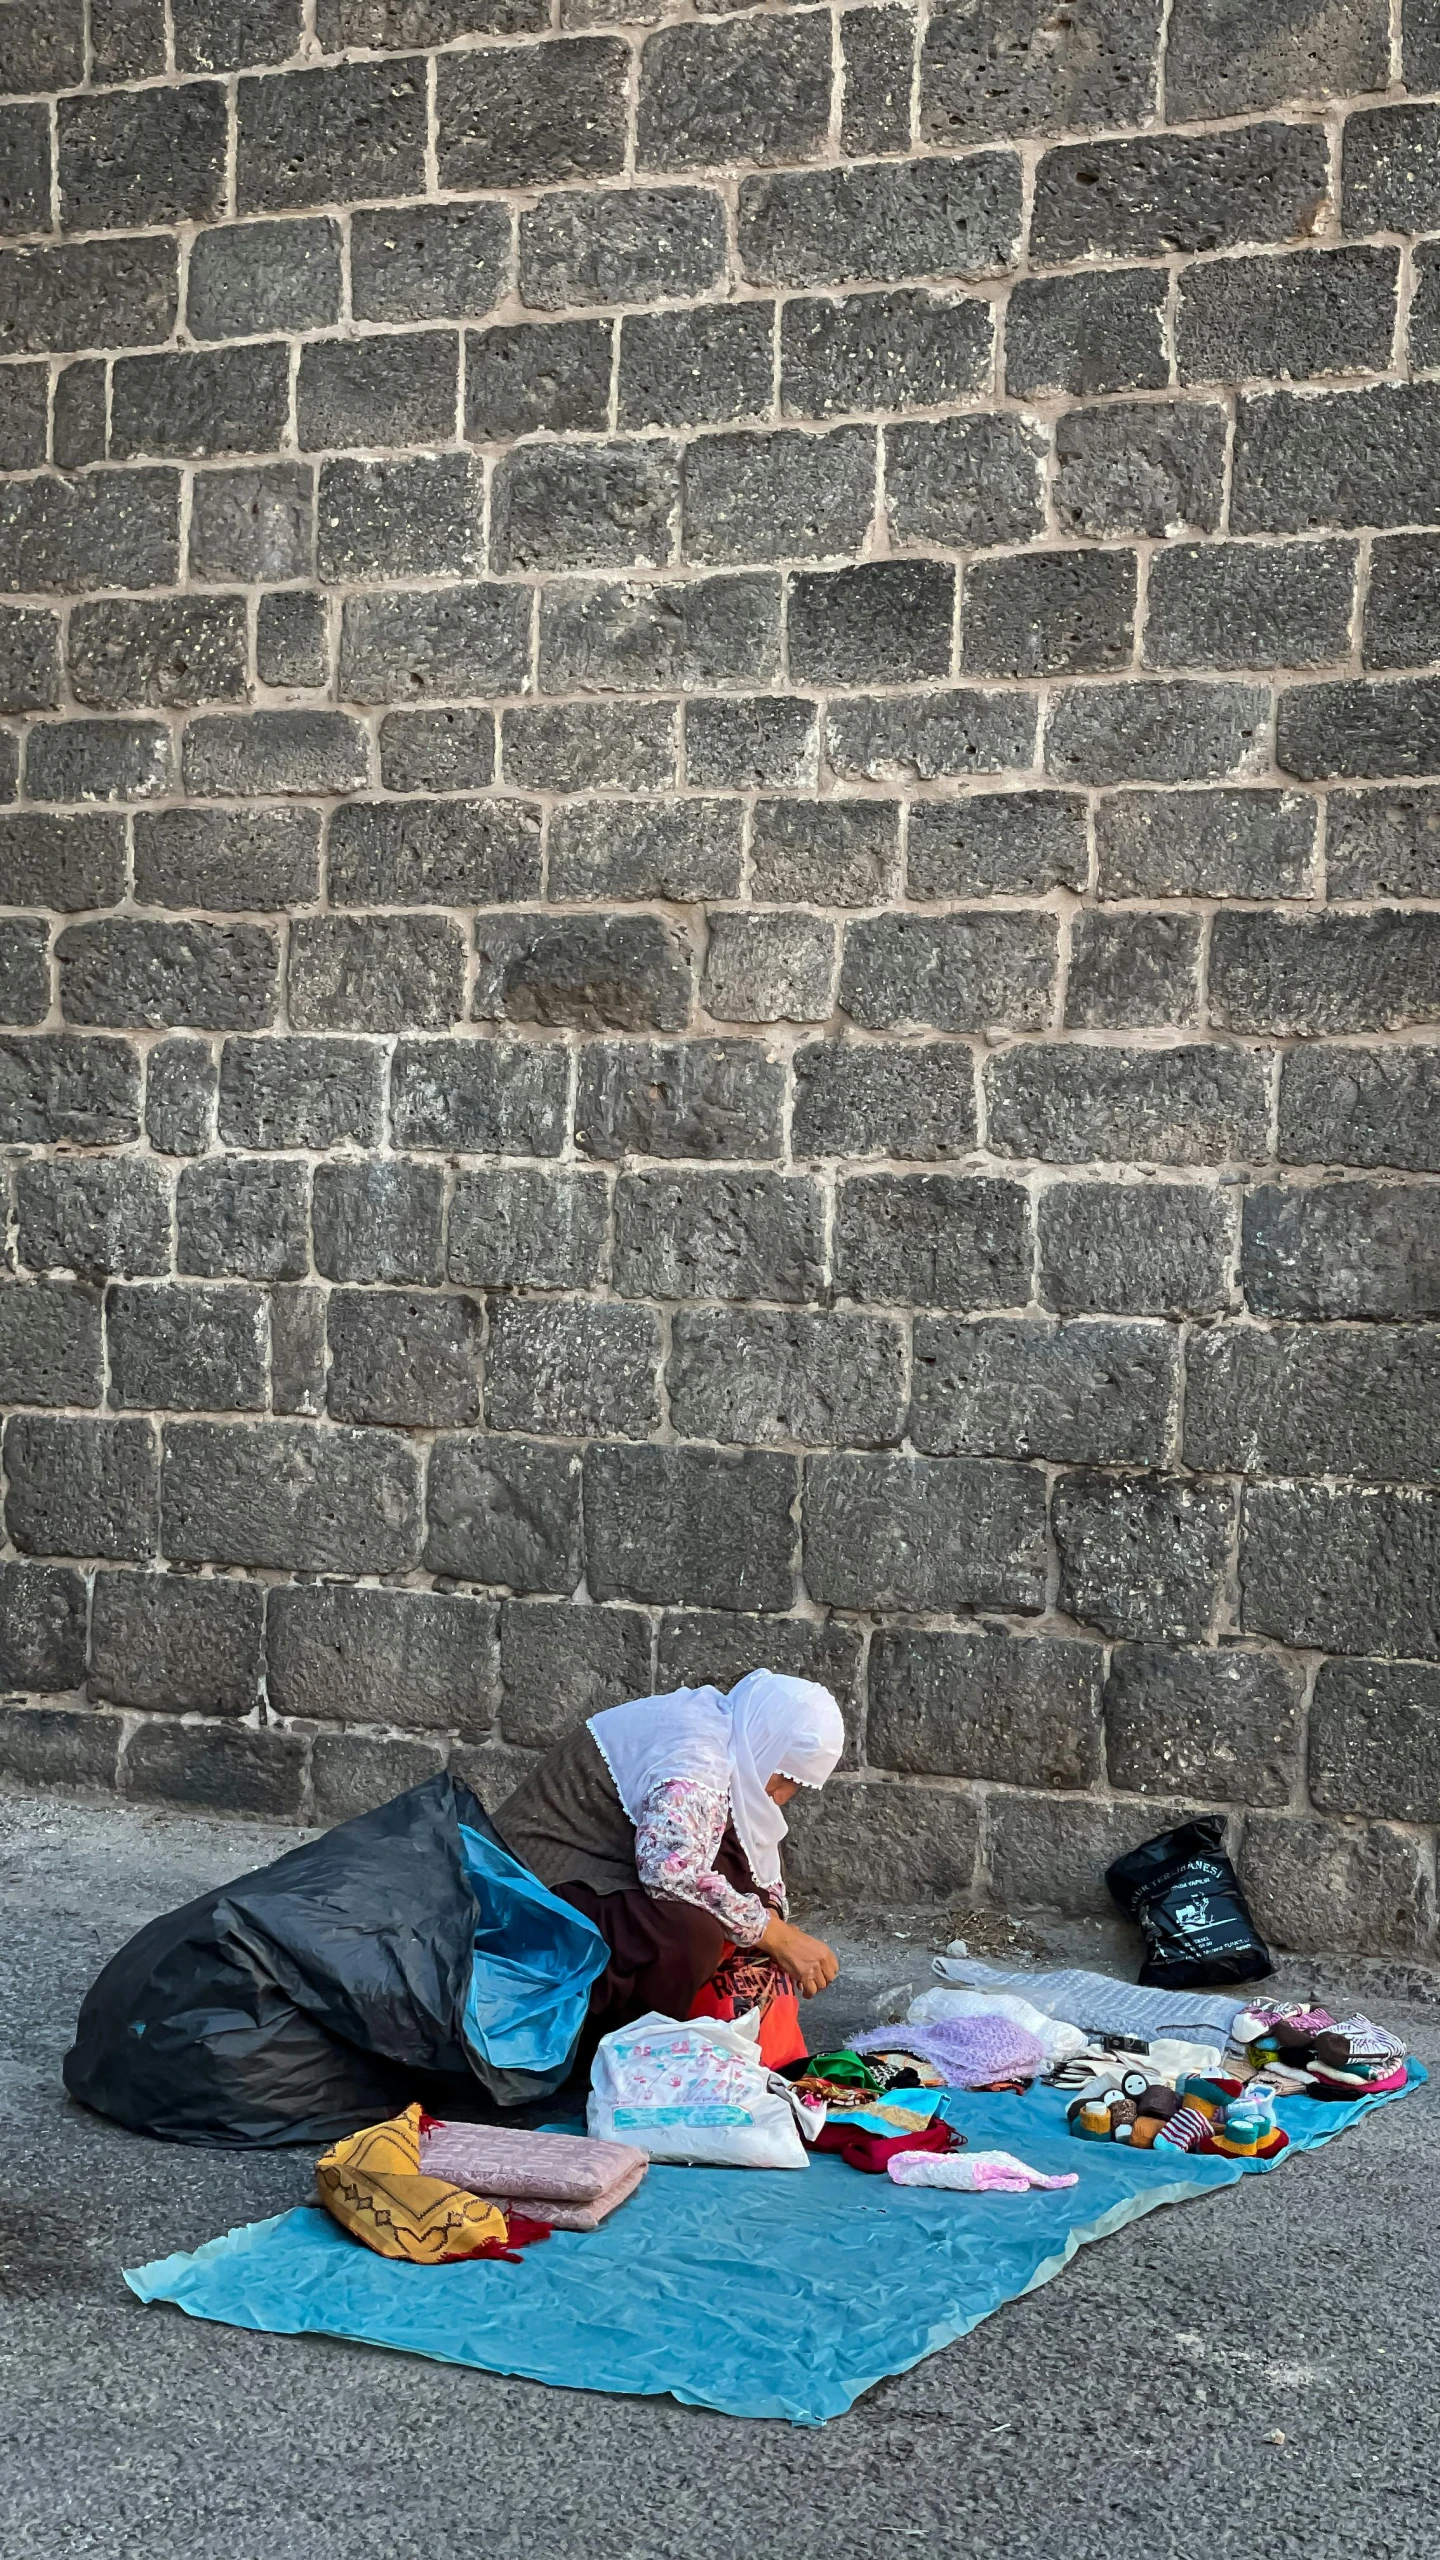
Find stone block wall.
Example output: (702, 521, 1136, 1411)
(3, 0, 1440, 1957)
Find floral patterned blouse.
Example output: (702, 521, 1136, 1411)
(633, 1780, 783, 1946)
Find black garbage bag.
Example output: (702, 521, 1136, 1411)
(1106, 1817, 1273, 1990)
(63, 1775, 512, 2148)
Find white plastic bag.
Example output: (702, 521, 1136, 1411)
(586, 2010, 817, 2169)
(905, 1985, 1089, 2066)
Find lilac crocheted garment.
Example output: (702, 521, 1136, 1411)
(851, 2016, 1047, 2089)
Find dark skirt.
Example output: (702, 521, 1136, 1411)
(556, 1830, 803, 2067)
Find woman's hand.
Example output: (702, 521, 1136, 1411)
(760, 1915, 840, 1999)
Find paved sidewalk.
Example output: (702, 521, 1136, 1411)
(1, 1790, 1435, 2560)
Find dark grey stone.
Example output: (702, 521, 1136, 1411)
(4, 1413, 158, 1561)
(58, 918, 278, 1032)
(685, 695, 818, 789)
(614, 1168, 823, 1301)
(492, 440, 679, 574)
(0, 0, 84, 93)
(1046, 681, 1268, 786)
(833, 1173, 1032, 1307)
(1145, 540, 1356, 673)
(1037, 1180, 1233, 1316)
(751, 801, 901, 906)
(317, 0, 544, 39)
(871, 1625, 1102, 1791)
(920, 0, 1160, 143)
(1167, 0, 1388, 119)
(175, 0, 303, 69)
(575, 1038, 785, 1160)
(89, 1571, 264, 1718)
(317, 454, 482, 586)
(162, 1418, 421, 1572)
(1242, 1181, 1440, 1319)
(437, 38, 629, 189)
(585, 1444, 797, 1611)
(257, 591, 329, 691)
(0, 813, 126, 910)
(0, 1561, 86, 1694)
(0, 238, 178, 359)
(110, 344, 291, 463)
(350, 201, 509, 324)
(1310, 1658, 1440, 1824)
(1343, 100, 1440, 234)
(1278, 676, 1440, 779)
(426, 1436, 582, 1593)
(310, 1734, 446, 1826)
(288, 917, 465, 1033)
(269, 1285, 326, 1417)
(637, 14, 832, 171)
(657, 1610, 864, 1740)
(88, 0, 167, 81)
(487, 1297, 661, 1439)
(67, 597, 249, 712)
(106, 1281, 267, 1414)
(57, 82, 227, 232)
(911, 1315, 1177, 1467)
(176, 1157, 308, 1282)
(618, 303, 775, 431)
(824, 689, 1037, 781)
(267, 1582, 499, 1739)
(840, 911, 1056, 1034)
(668, 1307, 906, 1448)
(338, 585, 530, 706)
(1178, 247, 1399, 387)
(121, 1720, 305, 1819)
(218, 1036, 383, 1150)
(312, 1160, 444, 1286)
(908, 793, 1085, 899)
(187, 218, 341, 341)
(703, 911, 835, 1025)
(499, 1601, 652, 1751)
(985, 1044, 1271, 1165)
(539, 574, 781, 696)
(682, 426, 875, 566)
(1240, 1481, 1440, 1659)
(14, 1157, 170, 1280)
(296, 332, 458, 452)
(805, 1450, 1046, 1612)
(1186, 1321, 1440, 1485)
(465, 319, 613, 440)
(962, 547, 1135, 679)
(520, 185, 726, 308)
(328, 799, 540, 908)
(237, 59, 428, 212)
(474, 912, 693, 1033)
(550, 800, 744, 903)
(1233, 383, 1440, 536)
(1106, 1645, 1304, 1808)
(145, 1041, 217, 1158)
(840, 3, 916, 156)
(189, 464, 313, 584)
(791, 1041, 977, 1161)
(327, 1287, 481, 1428)
(1278, 1046, 1440, 1172)
(1054, 1471, 1235, 1643)
(449, 1168, 609, 1292)
(27, 717, 173, 805)
(1095, 788, 1317, 899)
(0, 608, 59, 715)
(1065, 910, 1202, 1030)
(0, 361, 47, 467)
(786, 1773, 982, 1902)
(1364, 536, 1440, 673)
(0, 919, 46, 1026)
(378, 710, 496, 794)
(0, 1034, 141, 1146)
(1005, 267, 1167, 399)
(738, 152, 1025, 289)
(0, 469, 179, 595)
(1032, 123, 1333, 265)
(782, 287, 992, 419)
(51, 360, 105, 469)
(1054, 400, 1226, 539)
(500, 702, 678, 795)
(389, 1040, 567, 1155)
(885, 411, 1046, 549)
(182, 711, 369, 798)
(0, 1280, 102, 1408)
(788, 559, 954, 687)
(1211, 910, 1440, 1036)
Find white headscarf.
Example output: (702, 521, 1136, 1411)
(587, 1670, 845, 1893)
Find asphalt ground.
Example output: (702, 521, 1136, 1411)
(2, 1787, 1436, 2560)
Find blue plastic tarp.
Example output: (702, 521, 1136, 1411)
(125, 2063, 1424, 2424)
(457, 1824, 608, 2079)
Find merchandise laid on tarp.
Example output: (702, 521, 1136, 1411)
(126, 1940, 1425, 2423)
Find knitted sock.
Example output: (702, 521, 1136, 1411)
(1155, 2104, 1216, 2154)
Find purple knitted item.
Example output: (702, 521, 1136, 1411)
(850, 2016, 1047, 2089)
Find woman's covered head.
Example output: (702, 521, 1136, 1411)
(726, 1669, 845, 1794)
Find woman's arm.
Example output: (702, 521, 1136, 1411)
(633, 1780, 772, 1945)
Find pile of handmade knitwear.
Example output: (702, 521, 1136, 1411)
(1055, 1998, 1411, 2160)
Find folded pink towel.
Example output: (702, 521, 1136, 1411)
(418, 2123, 649, 2231)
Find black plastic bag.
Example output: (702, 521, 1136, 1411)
(1106, 1817, 1273, 1989)
(63, 1775, 510, 2148)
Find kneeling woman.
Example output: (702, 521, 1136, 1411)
(492, 1671, 844, 2066)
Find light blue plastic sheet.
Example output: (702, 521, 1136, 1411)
(457, 1823, 608, 2079)
(125, 2064, 1424, 2424)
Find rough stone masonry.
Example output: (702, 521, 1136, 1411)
(4, 0, 1440, 1957)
